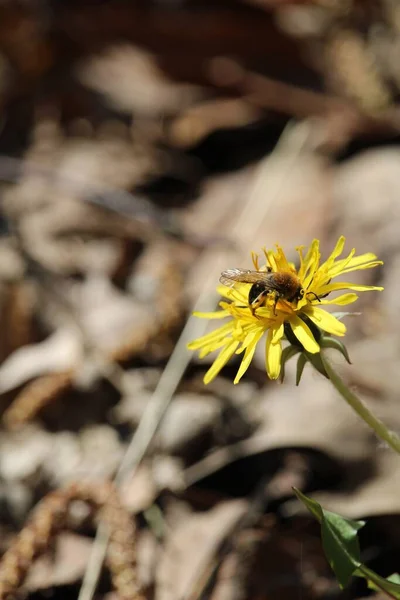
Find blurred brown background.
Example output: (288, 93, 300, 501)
(0, 1, 398, 599)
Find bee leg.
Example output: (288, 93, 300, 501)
(272, 293, 280, 316)
(249, 302, 263, 319)
(258, 292, 279, 316)
(249, 292, 268, 318)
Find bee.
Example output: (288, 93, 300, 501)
(219, 268, 308, 315)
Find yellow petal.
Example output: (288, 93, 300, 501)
(328, 251, 377, 276)
(187, 322, 234, 351)
(299, 239, 320, 282)
(323, 235, 346, 268)
(217, 284, 232, 298)
(193, 339, 228, 356)
(264, 248, 277, 271)
(273, 245, 292, 272)
(335, 260, 383, 275)
(217, 284, 248, 304)
(326, 248, 355, 277)
(302, 263, 318, 290)
(251, 251, 260, 270)
(302, 242, 321, 289)
(271, 322, 284, 344)
(234, 329, 264, 383)
(219, 302, 251, 320)
(193, 310, 230, 319)
(289, 315, 320, 353)
(296, 245, 305, 275)
(203, 340, 240, 384)
(319, 293, 358, 305)
(235, 327, 259, 354)
(337, 251, 378, 266)
(296, 296, 308, 310)
(256, 305, 281, 320)
(305, 306, 346, 336)
(265, 325, 284, 379)
(316, 282, 384, 295)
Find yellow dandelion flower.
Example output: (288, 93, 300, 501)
(188, 236, 383, 384)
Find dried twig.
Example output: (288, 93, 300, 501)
(0, 481, 142, 600)
(0, 487, 69, 599)
(208, 58, 400, 151)
(101, 486, 145, 600)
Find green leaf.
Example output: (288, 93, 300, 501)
(293, 488, 324, 522)
(304, 351, 329, 379)
(296, 353, 307, 386)
(294, 489, 364, 588)
(294, 490, 400, 597)
(321, 510, 364, 587)
(320, 336, 352, 364)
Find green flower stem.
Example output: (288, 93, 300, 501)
(320, 352, 400, 455)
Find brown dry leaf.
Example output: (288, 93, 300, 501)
(2, 115, 162, 275)
(274, 4, 335, 38)
(157, 394, 222, 455)
(52, 426, 124, 485)
(0, 238, 183, 396)
(0, 425, 129, 513)
(10, 195, 152, 278)
(297, 450, 400, 518)
(115, 392, 223, 455)
(151, 456, 186, 495)
(333, 148, 400, 258)
(57, 135, 156, 190)
(120, 465, 158, 514)
(339, 336, 399, 398)
(155, 499, 248, 600)
(20, 426, 124, 487)
(74, 242, 182, 359)
(209, 523, 321, 600)
(118, 457, 185, 514)
(184, 364, 380, 487)
(77, 45, 203, 117)
(24, 532, 92, 592)
(330, 152, 400, 380)
(0, 327, 81, 394)
(73, 275, 152, 356)
(0, 425, 53, 482)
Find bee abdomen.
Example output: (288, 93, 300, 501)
(248, 282, 268, 306)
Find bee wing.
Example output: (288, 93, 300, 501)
(219, 268, 271, 287)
